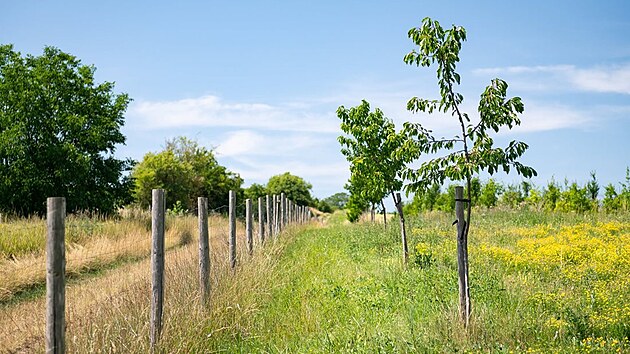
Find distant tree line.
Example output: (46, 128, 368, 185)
(403, 169, 630, 215)
(0, 45, 336, 216)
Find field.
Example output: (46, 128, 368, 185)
(1, 209, 629, 353)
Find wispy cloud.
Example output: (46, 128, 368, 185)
(214, 130, 325, 158)
(473, 63, 630, 95)
(571, 65, 630, 94)
(515, 104, 592, 133)
(129, 95, 339, 133)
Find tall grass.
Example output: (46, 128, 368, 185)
(0, 211, 198, 303)
(0, 212, 249, 352)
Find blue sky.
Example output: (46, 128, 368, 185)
(2, 1, 629, 201)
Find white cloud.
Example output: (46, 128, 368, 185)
(214, 130, 325, 158)
(473, 65, 574, 75)
(515, 104, 592, 133)
(571, 64, 630, 94)
(214, 130, 266, 157)
(473, 63, 630, 95)
(129, 95, 339, 133)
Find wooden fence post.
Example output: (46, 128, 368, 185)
(246, 198, 253, 256)
(455, 186, 471, 327)
(280, 193, 286, 230)
(265, 194, 273, 238)
(229, 190, 236, 269)
(273, 194, 279, 236)
(258, 197, 265, 244)
(150, 189, 165, 350)
(46, 197, 65, 354)
(198, 197, 210, 306)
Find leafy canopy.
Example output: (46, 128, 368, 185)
(402, 18, 536, 192)
(132, 137, 243, 212)
(266, 172, 313, 206)
(0, 45, 132, 215)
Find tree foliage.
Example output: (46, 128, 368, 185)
(244, 183, 267, 202)
(323, 192, 349, 210)
(338, 100, 417, 262)
(402, 18, 536, 195)
(0, 45, 133, 215)
(337, 100, 417, 214)
(402, 17, 536, 234)
(266, 172, 313, 206)
(132, 137, 243, 212)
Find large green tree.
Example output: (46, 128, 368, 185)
(0, 45, 133, 215)
(402, 18, 536, 326)
(266, 172, 313, 206)
(132, 137, 243, 212)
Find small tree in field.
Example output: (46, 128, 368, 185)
(338, 100, 418, 263)
(402, 18, 536, 326)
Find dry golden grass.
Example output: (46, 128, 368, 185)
(0, 214, 198, 303)
(0, 213, 261, 352)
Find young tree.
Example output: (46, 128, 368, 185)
(402, 18, 536, 326)
(338, 100, 419, 263)
(479, 179, 501, 208)
(0, 45, 133, 215)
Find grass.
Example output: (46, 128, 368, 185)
(1, 209, 629, 352)
(187, 209, 630, 353)
(0, 211, 245, 352)
(0, 211, 198, 303)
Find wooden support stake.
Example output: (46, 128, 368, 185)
(150, 189, 165, 350)
(455, 186, 471, 327)
(46, 197, 65, 354)
(198, 197, 210, 305)
(394, 192, 408, 264)
(229, 190, 237, 269)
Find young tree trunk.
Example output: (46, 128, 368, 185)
(392, 192, 408, 264)
(380, 200, 387, 227)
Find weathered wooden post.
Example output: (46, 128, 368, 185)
(280, 193, 286, 230)
(229, 190, 236, 269)
(46, 197, 65, 354)
(274, 194, 280, 236)
(246, 198, 253, 256)
(198, 197, 210, 306)
(455, 186, 471, 327)
(288, 200, 292, 225)
(258, 197, 265, 244)
(150, 189, 165, 350)
(265, 194, 273, 238)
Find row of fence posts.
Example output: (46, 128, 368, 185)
(45, 190, 312, 353)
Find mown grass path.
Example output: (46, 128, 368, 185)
(202, 211, 630, 353)
(206, 215, 461, 353)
